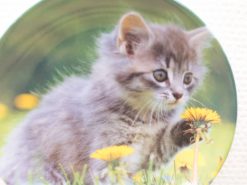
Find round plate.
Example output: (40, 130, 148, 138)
(0, 1, 236, 185)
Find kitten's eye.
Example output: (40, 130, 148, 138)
(153, 69, 168, 82)
(183, 72, 193, 85)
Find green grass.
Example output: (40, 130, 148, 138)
(0, 112, 235, 185)
(0, 111, 27, 148)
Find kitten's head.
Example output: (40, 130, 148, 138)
(96, 12, 211, 112)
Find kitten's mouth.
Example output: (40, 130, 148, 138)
(157, 94, 182, 107)
(167, 100, 179, 106)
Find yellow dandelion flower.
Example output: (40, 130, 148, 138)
(175, 148, 205, 171)
(90, 145, 134, 162)
(14, 93, 39, 110)
(182, 107, 221, 124)
(0, 104, 8, 120)
(132, 171, 143, 184)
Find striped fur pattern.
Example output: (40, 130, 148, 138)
(0, 12, 210, 185)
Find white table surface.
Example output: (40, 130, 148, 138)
(0, 1, 246, 184)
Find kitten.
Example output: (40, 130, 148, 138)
(0, 12, 210, 185)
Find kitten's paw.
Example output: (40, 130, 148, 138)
(171, 120, 199, 147)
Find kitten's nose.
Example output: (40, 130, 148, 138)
(172, 92, 183, 100)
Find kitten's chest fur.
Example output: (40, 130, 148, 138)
(85, 97, 178, 172)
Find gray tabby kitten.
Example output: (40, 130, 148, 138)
(0, 12, 210, 185)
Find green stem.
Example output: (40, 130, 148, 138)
(192, 132, 200, 185)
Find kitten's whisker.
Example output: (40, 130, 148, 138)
(157, 101, 161, 124)
(154, 102, 160, 124)
(142, 100, 156, 123)
(132, 99, 152, 125)
(190, 97, 207, 107)
(154, 103, 159, 124)
(192, 96, 216, 108)
(161, 100, 166, 119)
(148, 103, 158, 126)
(160, 101, 165, 123)
(186, 101, 195, 108)
(157, 101, 163, 124)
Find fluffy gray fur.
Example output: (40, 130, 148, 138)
(0, 12, 211, 185)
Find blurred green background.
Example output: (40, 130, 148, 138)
(0, 0, 237, 184)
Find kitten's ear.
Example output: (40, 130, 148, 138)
(188, 27, 212, 51)
(117, 12, 152, 56)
